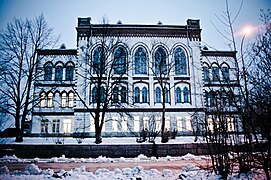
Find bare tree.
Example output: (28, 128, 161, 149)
(75, 18, 132, 144)
(0, 14, 58, 142)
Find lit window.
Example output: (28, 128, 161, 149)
(52, 119, 60, 133)
(177, 116, 183, 131)
(186, 116, 192, 131)
(175, 48, 187, 75)
(61, 93, 67, 107)
(112, 116, 118, 132)
(63, 119, 72, 133)
(143, 117, 149, 130)
(40, 93, 46, 107)
(134, 87, 140, 103)
(55, 65, 63, 81)
(176, 87, 182, 103)
(154, 47, 167, 75)
(44, 63, 52, 81)
(68, 92, 74, 107)
(135, 47, 147, 74)
(134, 116, 140, 132)
(113, 47, 127, 74)
(122, 116, 128, 132)
(183, 87, 189, 103)
(227, 118, 235, 132)
(142, 87, 148, 103)
(47, 92, 53, 107)
(155, 87, 161, 103)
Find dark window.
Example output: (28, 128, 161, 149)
(212, 66, 220, 82)
(176, 87, 182, 103)
(221, 66, 230, 82)
(220, 91, 227, 106)
(55, 65, 63, 81)
(165, 87, 169, 103)
(121, 87, 127, 103)
(92, 87, 97, 103)
(183, 87, 189, 103)
(100, 87, 106, 103)
(134, 87, 140, 103)
(44, 64, 52, 81)
(66, 65, 74, 81)
(113, 87, 119, 103)
(203, 67, 210, 82)
(113, 47, 127, 74)
(209, 91, 215, 107)
(155, 87, 161, 103)
(175, 48, 187, 75)
(93, 47, 105, 74)
(142, 87, 148, 103)
(135, 47, 147, 74)
(155, 47, 167, 75)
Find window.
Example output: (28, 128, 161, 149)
(93, 46, 105, 74)
(66, 63, 74, 81)
(220, 91, 227, 107)
(41, 119, 49, 133)
(121, 87, 127, 103)
(183, 87, 189, 103)
(142, 87, 148, 103)
(135, 47, 147, 74)
(113, 47, 127, 74)
(92, 87, 97, 103)
(40, 93, 46, 107)
(154, 47, 167, 75)
(212, 66, 220, 82)
(165, 87, 169, 103)
(221, 66, 230, 82)
(61, 93, 67, 107)
(176, 87, 182, 103)
(209, 91, 215, 107)
(203, 66, 210, 82)
(55, 65, 63, 81)
(68, 92, 74, 107)
(175, 48, 187, 75)
(63, 119, 72, 133)
(113, 87, 118, 103)
(155, 87, 161, 103)
(48, 92, 53, 107)
(100, 87, 106, 103)
(134, 87, 140, 103)
(44, 63, 52, 81)
(52, 119, 60, 133)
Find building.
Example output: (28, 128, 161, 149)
(31, 17, 239, 137)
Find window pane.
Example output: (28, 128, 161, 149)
(68, 93, 74, 107)
(222, 67, 230, 82)
(176, 87, 181, 103)
(61, 93, 66, 107)
(114, 47, 126, 74)
(142, 87, 148, 103)
(156, 87, 161, 103)
(165, 87, 169, 103)
(121, 87, 127, 103)
(135, 47, 147, 74)
(183, 87, 189, 103)
(135, 87, 140, 103)
(92, 87, 97, 103)
(212, 67, 220, 81)
(113, 87, 118, 103)
(155, 47, 167, 75)
(66, 65, 74, 81)
(44, 64, 52, 80)
(175, 48, 187, 75)
(55, 66, 63, 81)
(40, 93, 46, 107)
(203, 67, 210, 81)
(48, 93, 53, 107)
(93, 47, 105, 74)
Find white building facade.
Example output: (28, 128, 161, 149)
(31, 18, 238, 136)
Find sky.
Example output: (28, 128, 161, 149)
(0, 0, 270, 51)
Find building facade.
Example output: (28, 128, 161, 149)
(31, 18, 238, 136)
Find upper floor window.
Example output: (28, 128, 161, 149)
(155, 87, 161, 103)
(135, 47, 147, 74)
(221, 66, 230, 82)
(68, 92, 74, 107)
(176, 87, 182, 103)
(100, 87, 106, 103)
(154, 47, 167, 75)
(121, 87, 127, 103)
(66, 63, 74, 81)
(203, 66, 210, 82)
(113, 47, 127, 74)
(174, 48, 187, 75)
(113, 87, 119, 103)
(52, 119, 60, 133)
(134, 87, 140, 103)
(61, 93, 67, 107)
(183, 87, 189, 103)
(142, 87, 148, 103)
(208, 91, 215, 107)
(165, 87, 169, 103)
(212, 66, 220, 82)
(40, 93, 46, 107)
(44, 63, 52, 81)
(55, 65, 63, 81)
(93, 46, 105, 74)
(48, 92, 53, 107)
(92, 87, 97, 103)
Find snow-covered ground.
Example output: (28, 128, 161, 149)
(1, 136, 205, 145)
(0, 153, 264, 180)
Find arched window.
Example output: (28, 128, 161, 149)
(68, 92, 74, 107)
(174, 48, 187, 75)
(176, 87, 182, 103)
(209, 91, 215, 107)
(66, 63, 74, 81)
(142, 87, 148, 103)
(134, 87, 140, 103)
(212, 66, 220, 82)
(154, 47, 167, 75)
(40, 93, 46, 107)
(221, 66, 230, 82)
(165, 87, 169, 103)
(93, 46, 105, 74)
(121, 86, 127, 103)
(135, 47, 147, 74)
(155, 87, 161, 103)
(113, 47, 127, 74)
(61, 92, 67, 107)
(44, 63, 52, 81)
(55, 64, 63, 81)
(183, 87, 189, 103)
(100, 87, 106, 103)
(220, 91, 227, 106)
(48, 92, 53, 107)
(92, 87, 97, 103)
(113, 87, 119, 103)
(203, 66, 210, 82)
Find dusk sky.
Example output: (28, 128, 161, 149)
(0, 0, 270, 51)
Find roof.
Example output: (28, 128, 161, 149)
(201, 50, 236, 57)
(37, 49, 77, 56)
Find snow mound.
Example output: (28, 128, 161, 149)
(0, 166, 9, 174)
(0, 155, 21, 163)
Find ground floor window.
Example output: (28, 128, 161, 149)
(134, 116, 140, 132)
(52, 119, 60, 133)
(63, 119, 72, 133)
(41, 120, 49, 133)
